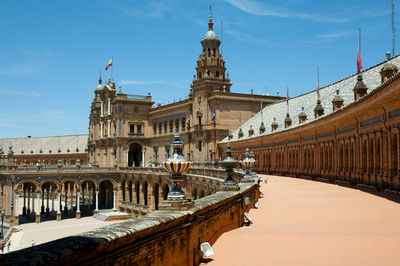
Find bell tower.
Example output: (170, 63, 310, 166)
(191, 7, 231, 92)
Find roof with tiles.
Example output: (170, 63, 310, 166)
(0, 134, 88, 155)
(221, 54, 400, 143)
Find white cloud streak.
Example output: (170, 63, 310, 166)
(224, 0, 349, 22)
(0, 88, 40, 97)
(120, 79, 188, 88)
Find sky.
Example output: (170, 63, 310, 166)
(0, 0, 396, 138)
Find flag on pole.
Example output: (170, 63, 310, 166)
(357, 51, 362, 74)
(105, 58, 113, 71)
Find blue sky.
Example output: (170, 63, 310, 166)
(0, 0, 396, 138)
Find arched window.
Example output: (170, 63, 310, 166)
(216, 71, 219, 78)
(169, 120, 173, 133)
(175, 119, 179, 133)
(208, 48, 210, 57)
(213, 48, 216, 57)
(181, 118, 186, 132)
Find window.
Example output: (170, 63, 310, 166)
(175, 119, 179, 133)
(208, 48, 210, 57)
(199, 140, 202, 151)
(213, 48, 216, 57)
(153, 124, 157, 135)
(169, 120, 173, 133)
(133, 106, 139, 112)
(216, 71, 219, 78)
(181, 118, 186, 132)
(118, 106, 122, 112)
(159, 123, 162, 134)
(164, 121, 167, 133)
(137, 125, 142, 134)
(130, 124, 135, 133)
(199, 72, 202, 79)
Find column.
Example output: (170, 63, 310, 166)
(95, 190, 99, 212)
(76, 191, 81, 219)
(88, 185, 92, 209)
(100, 100, 104, 117)
(13, 192, 19, 225)
(57, 191, 61, 221)
(51, 190, 55, 213)
(100, 121, 104, 138)
(35, 193, 40, 223)
(142, 149, 145, 167)
(23, 187, 26, 216)
(107, 98, 111, 115)
(31, 188, 35, 214)
(70, 185, 74, 212)
(107, 119, 111, 137)
(46, 188, 50, 215)
(41, 189, 45, 214)
(113, 190, 117, 211)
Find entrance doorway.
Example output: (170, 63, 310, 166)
(128, 143, 142, 167)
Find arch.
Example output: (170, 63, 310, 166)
(128, 180, 133, 203)
(192, 186, 197, 200)
(153, 183, 159, 210)
(392, 133, 398, 173)
(142, 182, 148, 206)
(135, 181, 140, 204)
(128, 143, 142, 167)
(162, 183, 169, 200)
(80, 180, 96, 212)
(99, 180, 113, 209)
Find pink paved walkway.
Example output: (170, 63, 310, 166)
(208, 175, 400, 266)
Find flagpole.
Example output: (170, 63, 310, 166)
(111, 56, 113, 81)
(317, 66, 320, 101)
(358, 27, 361, 53)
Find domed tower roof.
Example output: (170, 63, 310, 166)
(204, 6, 218, 40)
(95, 71, 102, 92)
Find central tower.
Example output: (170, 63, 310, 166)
(192, 8, 232, 92)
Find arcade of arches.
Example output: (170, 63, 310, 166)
(222, 71, 400, 194)
(0, 167, 222, 224)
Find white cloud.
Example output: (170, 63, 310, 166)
(120, 79, 188, 88)
(18, 49, 63, 57)
(224, 0, 349, 22)
(319, 31, 352, 39)
(0, 88, 40, 97)
(0, 64, 43, 77)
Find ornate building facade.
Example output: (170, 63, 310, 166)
(220, 54, 400, 194)
(88, 12, 283, 168)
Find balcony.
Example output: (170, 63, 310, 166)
(128, 133, 144, 138)
(194, 125, 203, 131)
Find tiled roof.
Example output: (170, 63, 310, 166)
(221, 55, 400, 143)
(0, 135, 88, 155)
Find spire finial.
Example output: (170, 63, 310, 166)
(99, 69, 102, 84)
(208, 5, 214, 31)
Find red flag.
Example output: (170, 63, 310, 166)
(105, 58, 113, 71)
(286, 88, 289, 104)
(357, 51, 362, 74)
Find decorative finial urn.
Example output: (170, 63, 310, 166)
(240, 148, 256, 183)
(162, 134, 192, 200)
(219, 143, 240, 191)
(241, 148, 254, 177)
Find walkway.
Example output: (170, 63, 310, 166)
(5, 216, 123, 253)
(208, 175, 400, 266)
